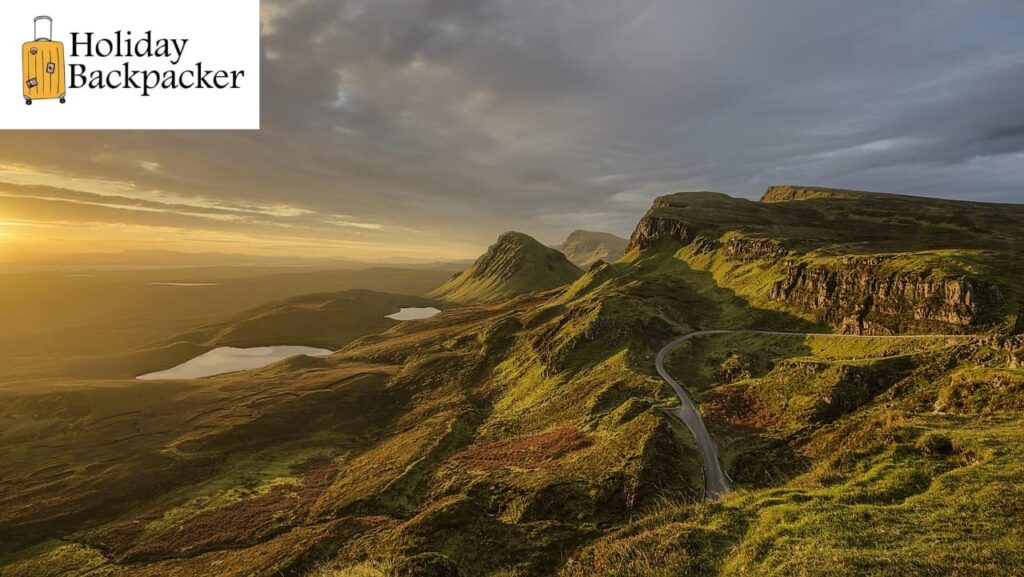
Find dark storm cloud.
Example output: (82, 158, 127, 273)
(1, 0, 1021, 253)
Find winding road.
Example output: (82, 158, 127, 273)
(656, 330, 976, 499)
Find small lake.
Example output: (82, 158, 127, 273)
(137, 346, 333, 380)
(386, 307, 442, 321)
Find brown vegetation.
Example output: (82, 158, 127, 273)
(447, 427, 592, 471)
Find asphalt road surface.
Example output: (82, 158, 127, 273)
(656, 330, 975, 499)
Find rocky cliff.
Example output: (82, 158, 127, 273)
(761, 185, 869, 203)
(625, 186, 1023, 335)
(628, 218, 691, 252)
(724, 236, 788, 262)
(769, 258, 1001, 334)
(627, 200, 697, 252)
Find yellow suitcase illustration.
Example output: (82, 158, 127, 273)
(23, 16, 66, 105)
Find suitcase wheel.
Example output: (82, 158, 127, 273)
(26, 100, 32, 106)
(60, 98, 66, 104)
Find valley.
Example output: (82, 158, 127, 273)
(137, 346, 335, 381)
(0, 266, 457, 382)
(1, 186, 1022, 577)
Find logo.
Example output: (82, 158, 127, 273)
(22, 16, 65, 105)
(2, 0, 260, 130)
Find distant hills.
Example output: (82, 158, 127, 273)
(3, 185, 1023, 577)
(0, 249, 474, 272)
(0, 249, 348, 268)
(430, 231, 582, 303)
(554, 230, 629, 268)
(174, 289, 444, 350)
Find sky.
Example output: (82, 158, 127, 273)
(1, 0, 1023, 261)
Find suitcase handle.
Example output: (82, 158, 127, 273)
(34, 15, 52, 41)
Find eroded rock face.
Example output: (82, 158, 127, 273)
(627, 215, 694, 251)
(770, 258, 998, 334)
(625, 189, 1020, 335)
(987, 334, 1024, 369)
(760, 185, 864, 203)
(724, 236, 787, 261)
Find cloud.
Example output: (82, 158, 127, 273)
(0, 0, 1021, 255)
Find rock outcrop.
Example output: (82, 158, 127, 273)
(627, 215, 695, 252)
(724, 236, 787, 262)
(769, 258, 999, 334)
(760, 185, 868, 203)
(624, 187, 1022, 335)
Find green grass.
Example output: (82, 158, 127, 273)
(717, 416, 1024, 576)
(561, 332, 1024, 577)
(0, 274, 710, 575)
(2, 188, 1022, 576)
(430, 232, 582, 304)
(309, 560, 394, 577)
(0, 542, 111, 577)
(626, 189, 1024, 334)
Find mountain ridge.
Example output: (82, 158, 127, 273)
(761, 184, 1024, 207)
(2, 186, 1023, 577)
(625, 186, 1024, 335)
(429, 231, 583, 304)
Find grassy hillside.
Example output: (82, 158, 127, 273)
(632, 186, 1024, 254)
(1, 186, 1022, 576)
(0, 257, 721, 576)
(562, 331, 1024, 577)
(431, 232, 582, 304)
(557, 187, 1024, 576)
(626, 187, 1024, 335)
